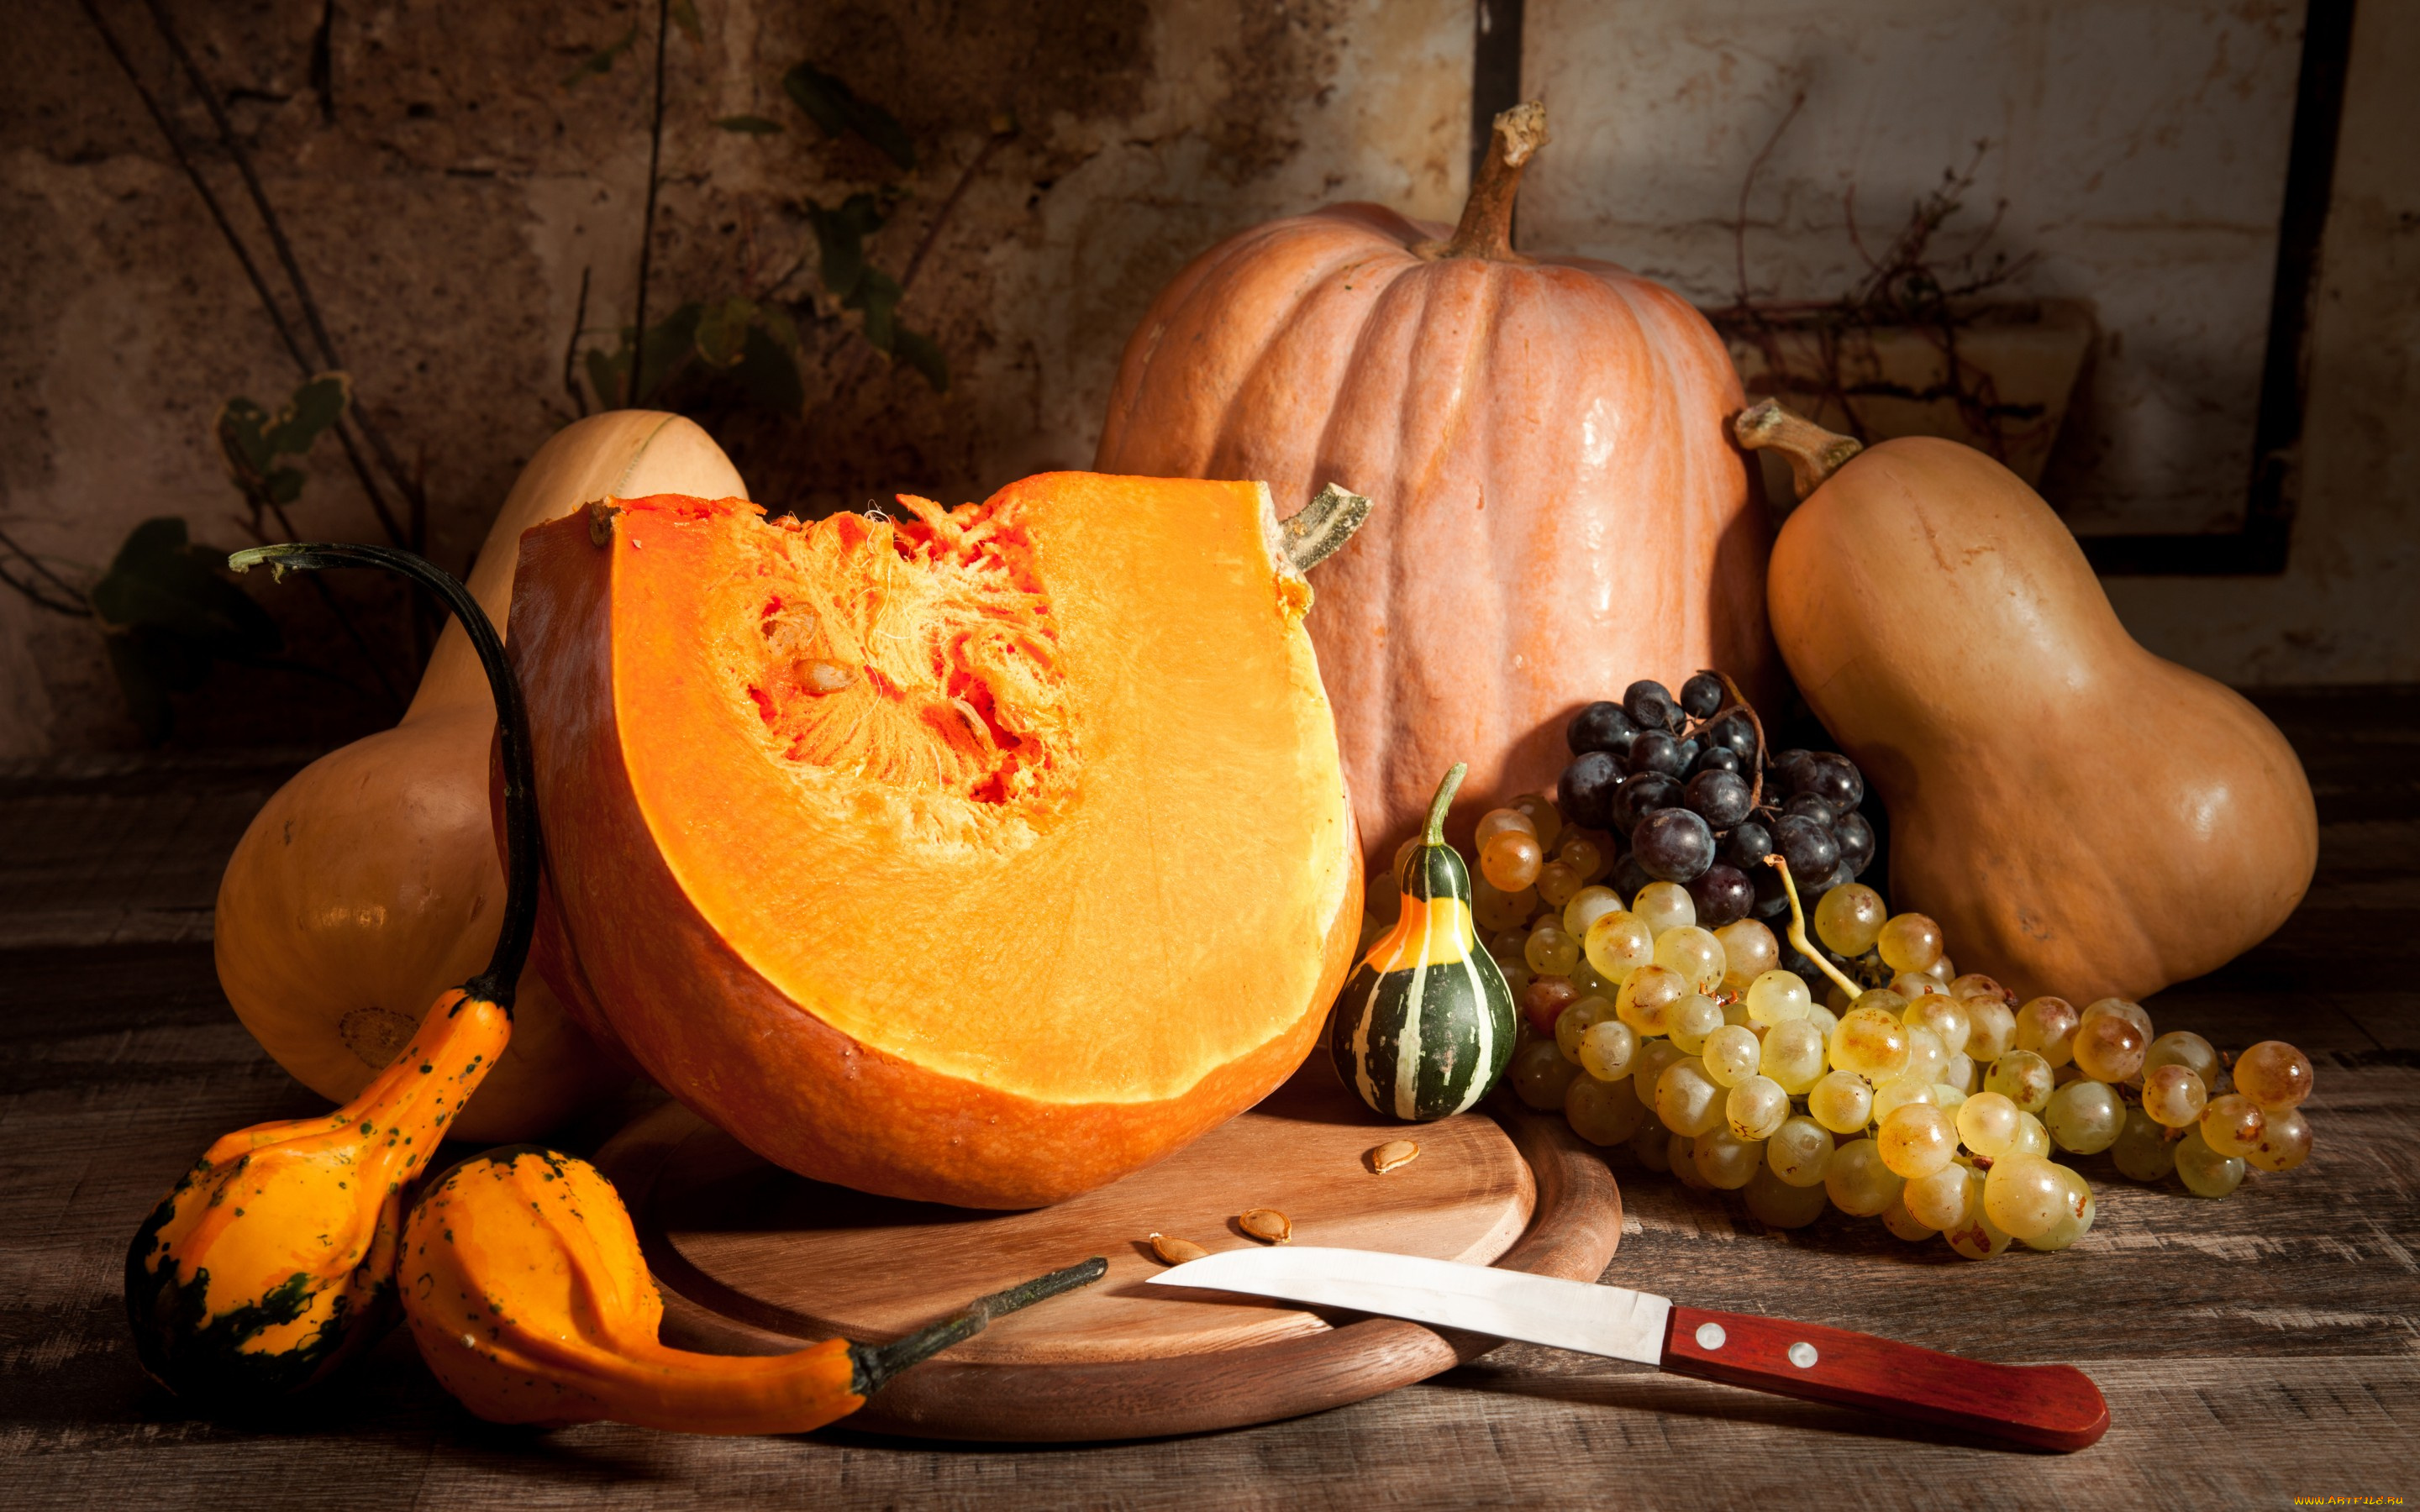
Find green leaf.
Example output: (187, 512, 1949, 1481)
(90, 517, 280, 659)
(845, 267, 902, 353)
(736, 323, 806, 416)
(805, 193, 885, 299)
(694, 297, 757, 368)
(261, 371, 351, 456)
(669, 0, 702, 43)
(713, 114, 783, 134)
(562, 24, 637, 87)
(781, 62, 914, 170)
(892, 326, 949, 392)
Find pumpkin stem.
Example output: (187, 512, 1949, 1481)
(1281, 482, 1373, 572)
(1734, 399, 1864, 503)
(1423, 763, 1468, 848)
(231, 543, 539, 1012)
(1430, 101, 1548, 262)
(849, 1257, 1107, 1396)
(1760, 853, 1865, 1000)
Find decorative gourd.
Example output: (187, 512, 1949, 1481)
(212, 412, 744, 1138)
(506, 475, 1365, 1209)
(1332, 764, 1517, 1121)
(400, 1147, 1102, 1432)
(1094, 102, 1776, 857)
(128, 542, 538, 1404)
(1740, 401, 2318, 1002)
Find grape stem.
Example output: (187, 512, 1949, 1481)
(1682, 669, 1767, 814)
(1761, 852, 1864, 1000)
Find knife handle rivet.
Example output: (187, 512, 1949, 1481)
(1788, 1341, 1818, 1369)
(1695, 1322, 1727, 1351)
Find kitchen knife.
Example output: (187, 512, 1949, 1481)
(1149, 1246, 2107, 1451)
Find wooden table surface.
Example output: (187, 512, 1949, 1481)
(4, 690, 2416, 1509)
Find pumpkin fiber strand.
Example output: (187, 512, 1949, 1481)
(127, 544, 540, 1409)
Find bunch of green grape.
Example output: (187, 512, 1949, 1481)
(1362, 791, 2322, 1256)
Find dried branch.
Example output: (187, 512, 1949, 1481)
(1733, 90, 1806, 310)
(563, 265, 592, 417)
(0, 524, 93, 617)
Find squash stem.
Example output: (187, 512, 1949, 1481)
(1430, 102, 1547, 262)
(1761, 853, 1865, 1000)
(849, 1257, 1106, 1396)
(1280, 482, 1374, 573)
(230, 542, 539, 1011)
(1734, 399, 1864, 504)
(1423, 762, 1467, 848)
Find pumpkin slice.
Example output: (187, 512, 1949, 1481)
(509, 475, 1362, 1207)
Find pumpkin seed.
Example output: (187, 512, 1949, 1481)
(1149, 1232, 1210, 1265)
(1368, 1139, 1420, 1174)
(1239, 1208, 1292, 1244)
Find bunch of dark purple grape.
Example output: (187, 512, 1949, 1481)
(1555, 672, 1876, 930)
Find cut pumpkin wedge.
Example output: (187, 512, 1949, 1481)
(508, 474, 1362, 1207)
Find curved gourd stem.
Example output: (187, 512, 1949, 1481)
(850, 1257, 1107, 1396)
(231, 542, 536, 1010)
(1761, 853, 1865, 1000)
(1734, 399, 1865, 505)
(1428, 102, 1548, 263)
(1424, 762, 1467, 848)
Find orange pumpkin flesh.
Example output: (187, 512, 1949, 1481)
(509, 475, 1362, 1208)
(213, 412, 744, 1137)
(1095, 104, 1776, 858)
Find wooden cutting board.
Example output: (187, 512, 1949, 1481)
(593, 1064, 1623, 1441)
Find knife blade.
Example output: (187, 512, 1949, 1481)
(1149, 1247, 2107, 1452)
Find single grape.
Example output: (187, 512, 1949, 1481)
(2141, 1064, 2209, 1128)
(1519, 974, 1580, 1037)
(1570, 959, 1613, 998)
(2143, 1030, 2221, 1086)
(2012, 1111, 2053, 1158)
(1510, 794, 1562, 851)
(1833, 810, 1877, 876)
(1781, 793, 1834, 827)
(1729, 1076, 1792, 1143)
(1510, 1038, 1580, 1110)
(1808, 1069, 1875, 1135)
(1669, 1134, 1713, 1190)
(1524, 926, 1580, 978)
(1982, 1155, 2065, 1240)
(1813, 883, 1887, 956)
(1610, 853, 1655, 906)
(2023, 1166, 2097, 1252)
(1683, 769, 1753, 831)
(1624, 731, 1685, 780)
(1903, 1162, 1974, 1231)
(1701, 1024, 1762, 1088)
(1772, 815, 1840, 884)
(2077, 996, 2153, 1038)
(1765, 1116, 1834, 1187)
(1721, 819, 1774, 874)
(1633, 808, 1716, 885)
(1759, 1020, 1828, 1095)
(1615, 963, 1687, 1037)
(1629, 1118, 1672, 1172)
(1830, 1006, 1912, 1083)
(1744, 1162, 1830, 1228)
(1804, 1001, 1839, 1039)
(2044, 1078, 2125, 1153)
(1744, 969, 1812, 1026)
(1611, 772, 1683, 831)
(1686, 862, 1754, 928)
(1481, 831, 1544, 893)
(1875, 913, 1944, 974)
(1942, 1051, 1977, 1095)
(2234, 1041, 2314, 1111)
(2110, 1106, 2179, 1181)
(1678, 671, 1725, 719)
(1632, 881, 1697, 936)
(1771, 748, 1818, 793)
(1803, 753, 1864, 813)
(2175, 1126, 2247, 1198)
(1955, 1091, 2022, 1158)
(1944, 1172, 2014, 1259)
(1554, 996, 1616, 1064)
(1472, 879, 1536, 933)
(1903, 1026, 1949, 1087)
(2071, 1013, 2147, 1083)
(1870, 1074, 1936, 1125)
(1579, 1018, 1639, 1082)
(1559, 832, 1612, 883)
(1713, 919, 1780, 993)
(1695, 1128, 1765, 1189)
(2201, 1094, 2267, 1158)
(1564, 1071, 1649, 1147)
(1623, 679, 1681, 732)
(1891, 970, 1949, 1000)
(1535, 860, 1583, 910)
(1582, 911, 1656, 983)
(1500, 963, 1534, 1001)
(1702, 710, 1757, 762)
(1902, 995, 1970, 1057)
(1688, 746, 1744, 780)
(1653, 925, 1728, 994)
(1561, 885, 1624, 941)
(1985, 1049, 2055, 1114)
(1655, 1057, 1727, 1137)
(2246, 1105, 2312, 1172)
(1555, 753, 1622, 831)
(1823, 1137, 1906, 1216)
(1668, 994, 1725, 1055)
(1877, 1102, 1958, 1179)
(1565, 701, 1637, 757)
(1881, 1200, 1938, 1242)
(1965, 1000, 2018, 1063)
(1474, 806, 1537, 848)
(1950, 973, 2015, 1007)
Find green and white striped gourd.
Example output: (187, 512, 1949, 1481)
(1331, 764, 1517, 1121)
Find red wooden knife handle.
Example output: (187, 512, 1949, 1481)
(1660, 1305, 2109, 1452)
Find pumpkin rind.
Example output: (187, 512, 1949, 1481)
(212, 412, 741, 1138)
(508, 476, 1363, 1208)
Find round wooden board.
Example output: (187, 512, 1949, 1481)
(594, 1066, 1623, 1441)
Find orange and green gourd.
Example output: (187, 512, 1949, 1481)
(124, 541, 541, 1404)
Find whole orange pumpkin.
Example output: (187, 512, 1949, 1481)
(1096, 103, 1776, 856)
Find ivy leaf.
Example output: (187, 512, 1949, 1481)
(805, 193, 886, 300)
(261, 371, 352, 456)
(845, 267, 902, 353)
(90, 517, 279, 656)
(781, 62, 915, 170)
(693, 297, 758, 368)
(669, 0, 703, 43)
(736, 323, 806, 416)
(713, 114, 782, 134)
(562, 24, 637, 87)
(892, 326, 949, 393)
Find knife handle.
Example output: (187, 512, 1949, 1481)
(1660, 1305, 2108, 1452)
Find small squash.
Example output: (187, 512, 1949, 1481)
(128, 542, 538, 1404)
(1332, 764, 1517, 1121)
(1740, 402, 2318, 1002)
(211, 412, 743, 1138)
(1095, 102, 1776, 856)
(399, 1147, 1102, 1432)
(507, 475, 1365, 1208)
